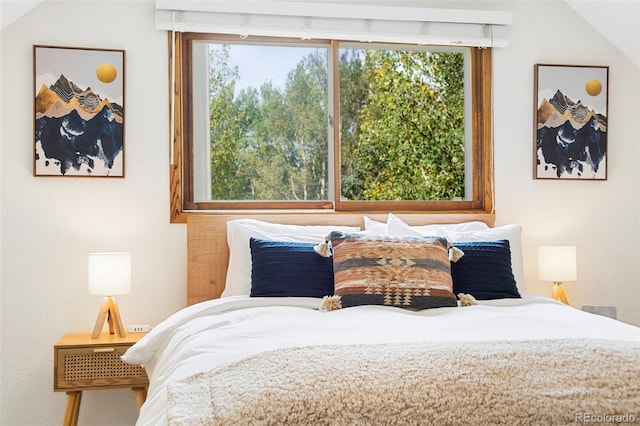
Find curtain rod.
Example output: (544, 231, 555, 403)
(155, 1, 512, 26)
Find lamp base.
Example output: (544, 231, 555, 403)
(91, 296, 126, 339)
(551, 282, 569, 305)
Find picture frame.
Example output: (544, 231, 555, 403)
(34, 45, 125, 177)
(533, 64, 608, 180)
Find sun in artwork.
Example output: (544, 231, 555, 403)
(96, 63, 117, 83)
(585, 78, 602, 96)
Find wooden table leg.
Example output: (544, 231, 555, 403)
(132, 387, 147, 413)
(63, 391, 82, 426)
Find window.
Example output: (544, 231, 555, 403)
(192, 41, 330, 204)
(169, 33, 493, 221)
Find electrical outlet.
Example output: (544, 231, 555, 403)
(128, 324, 152, 333)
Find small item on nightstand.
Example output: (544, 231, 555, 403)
(581, 305, 617, 320)
(128, 324, 152, 333)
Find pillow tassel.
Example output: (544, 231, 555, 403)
(313, 235, 332, 257)
(320, 295, 342, 311)
(458, 293, 477, 306)
(448, 242, 464, 262)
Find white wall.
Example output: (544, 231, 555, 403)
(1, 1, 638, 425)
(1, 1, 186, 425)
(493, 1, 640, 326)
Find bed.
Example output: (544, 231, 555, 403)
(123, 213, 640, 425)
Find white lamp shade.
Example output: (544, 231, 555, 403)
(88, 252, 132, 296)
(538, 246, 577, 282)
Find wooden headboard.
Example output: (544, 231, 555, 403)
(186, 212, 495, 305)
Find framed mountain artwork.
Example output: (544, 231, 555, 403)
(33, 45, 125, 177)
(533, 64, 608, 180)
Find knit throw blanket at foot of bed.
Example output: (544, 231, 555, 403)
(167, 339, 640, 426)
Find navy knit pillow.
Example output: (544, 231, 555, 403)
(451, 240, 521, 300)
(250, 238, 334, 298)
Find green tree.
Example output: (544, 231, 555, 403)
(342, 49, 465, 201)
(207, 43, 464, 203)
(235, 50, 328, 201)
(240, 83, 293, 200)
(208, 45, 247, 199)
(339, 49, 368, 199)
(284, 51, 329, 200)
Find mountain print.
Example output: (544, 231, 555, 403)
(35, 74, 123, 176)
(536, 89, 606, 179)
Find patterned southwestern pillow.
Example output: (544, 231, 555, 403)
(329, 232, 458, 310)
(450, 240, 521, 300)
(250, 238, 334, 298)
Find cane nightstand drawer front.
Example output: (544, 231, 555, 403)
(54, 332, 149, 393)
(55, 345, 147, 390)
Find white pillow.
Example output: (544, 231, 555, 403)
(363, 216, 387, 235)
(385, 212, 489, 236)
(223, 219, 360, 297)
(384, 214, 526, 294)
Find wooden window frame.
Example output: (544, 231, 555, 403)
(169, 32, 493, 223)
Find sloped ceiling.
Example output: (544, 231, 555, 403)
(1, 0, 638, 68)
(567, 0, 639, 68)
(0, 0, 44, 31)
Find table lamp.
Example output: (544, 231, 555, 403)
(538, 245, 577, 305)
(88, 252, 131, 338)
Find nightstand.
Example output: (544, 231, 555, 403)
(54, 332, 148, 426)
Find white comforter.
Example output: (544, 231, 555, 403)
(123, 295, 639, 425)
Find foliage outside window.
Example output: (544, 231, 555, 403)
(169, 33, 493, 221)
(197, 43, 329, 203)
(339, 47, 467, 202)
